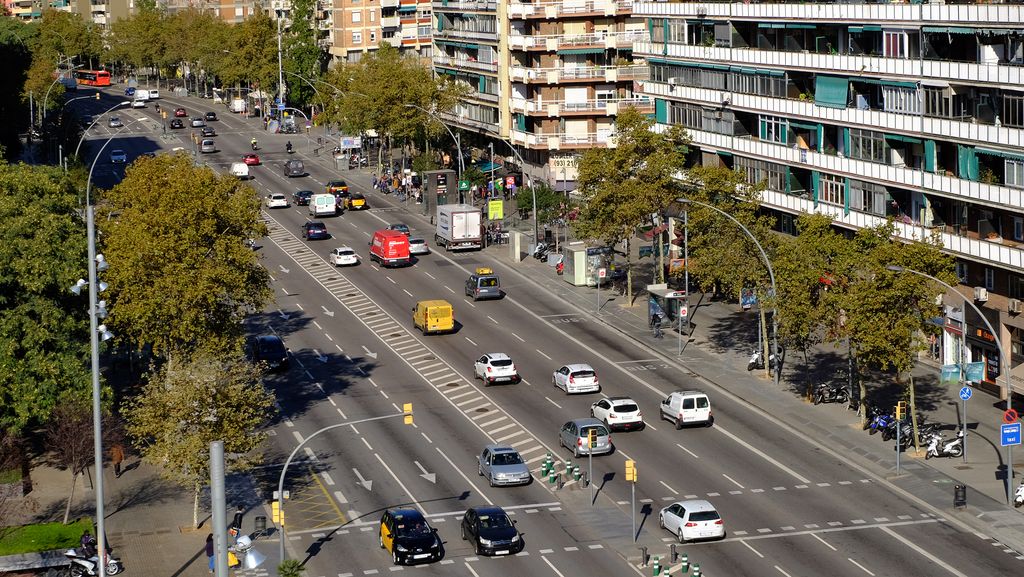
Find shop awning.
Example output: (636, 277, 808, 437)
(786, 24, 816, 29)
(557, 47, 606, 55)
(862, 25, 883, 32)
(922, 26, 976, 34)
(758, 23, 786, 29)
(730, 66, 756, 74)
(397, 4, 417, 11)
(756, 68, 785, 77)
(475, 161, 502, 172)
(814, 75, 849, 109)
(858, 78, 919, 89)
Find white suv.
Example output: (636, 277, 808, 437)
(552, 363, 599, 394)
(474, 353, 520, 385)
(590, 396, 643, 431)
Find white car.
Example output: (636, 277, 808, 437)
(590, 396, 644, 431)
(474, 353, 520, 385)
(330, 246, 360, 267)
(191, 117, 205, 127)
(265, 193, 289, 208)
(110, 149, 127, 164)
(131, 100, 145, 108)
(108, 116, 123, 128)
(408, 237, 430, 255)
(552, 363, 600, 394)
(660, 500, 725, 543)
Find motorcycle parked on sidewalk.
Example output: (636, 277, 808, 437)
(747, 349, 781, 373)
(924, 428, 964, 459)
(64, 546, 123, 576)
(864, 405, 894, 435)
(532, 242, 550, 260)
(813, 383, 849, 405)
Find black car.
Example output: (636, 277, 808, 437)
(380, 509, 443, 565)
(169, 118, 184, 129)
(302, 221, 329, 240)
(460, 506, 522, 556)
(292, 190, 314, 206)
(205, 111, 218, 121)
(201, 126, 216, 137)
(247, 335, 289, 371)
(283, 159, 305, 177)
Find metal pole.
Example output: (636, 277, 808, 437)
(489, 143, 495, 200)
(961, 330, 968, 463)
(680, 206, 689, 355)
(87, 204, 107, 577)
(278, 412, 409, 562)
(210, 441, 229, 577)
(896, 418, 901, 475)
(596, 276, 600, 314)
(277, 16, 285, 108)
(630, 479, 636, 542)
(588, 445, 594, 505)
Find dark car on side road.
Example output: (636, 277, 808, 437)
(292, 190, 314, 206)
(247, 335, 289, 371)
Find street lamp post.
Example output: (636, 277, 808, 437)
(886, 265, 1016, 502)
(276, 14, 286, 109)
(676, 197, 780, 386)
(58, 93, 101, 169)
(497, 138, 537, 245)
(41, 61, 81, 126)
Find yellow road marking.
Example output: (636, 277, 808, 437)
(309, 465, 347, 526)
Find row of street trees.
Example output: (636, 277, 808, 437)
(572, 107, 956, 430)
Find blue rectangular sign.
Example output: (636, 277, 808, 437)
(1002, 423, 1022, 447)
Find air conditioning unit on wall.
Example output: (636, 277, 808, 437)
(973, 287, 989, 302)
(1009, 299, 1022, 314)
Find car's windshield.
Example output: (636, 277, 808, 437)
(479, 515, 511, 530)
(689, 511, 720, 522)
(572, 370, 596, 379)
(492, 452, 522, 466)
(397, 522, 431, 537)
(491, 359, 513, 367)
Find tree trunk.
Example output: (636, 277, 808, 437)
(193, 483, 201, 528)
(858, 369, 868, 428)
(908, 372, 921, 453)
(62, 471, 78, 524)
(625, 238, 633, 304)
(759, 303, 770, 380)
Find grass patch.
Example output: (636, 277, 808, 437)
(0, 518, 93, 556)
(0, 468, 20, 485)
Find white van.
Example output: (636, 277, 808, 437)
(148, 89, 160, 99)
(230, 162, 250, 179)
(134, 89, 150, 101)
(660, 390, 712, 428)
(309, 193, 337, 217)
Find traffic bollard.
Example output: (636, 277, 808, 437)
(652, 556, 661, 576)
(548, 469, 556, 485)
(573, 466, 581, 481)
(540, 461, 549, 476)
(692, 562, 701, 577)
(565, 460, 572, 474)
(669, 544, 677, 563)
(638, 546, 648, 567)
(680, 553, 688, 572)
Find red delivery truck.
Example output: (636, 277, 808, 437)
(369, 229, 411, 267)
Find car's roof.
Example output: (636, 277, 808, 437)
(606, 396, 637, 404)
(328, 179, 347, 184)
(472, 506, 507, 517)
(484, 444, 518, 454)
(567, 417, 605, 427)
(334, 246, 355, 252)
(307, 221, 325, 226)
(389, 508, 425, 522)
(270, 193, 285, 197)
(111, 149, 125, 154)
(389, 223, 409, 227)
(670, 390, 707, 397)
(254, 335, 282, 343)
(564, 363, 595, 371)
(296, 189, 313, 194)
(671, 499, 717, 512)
(484, 353, 511, 361)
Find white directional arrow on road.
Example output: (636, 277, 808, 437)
(362, 346, 378, 360)
(313, 349, 328, 363)
(321, 305, 335, 318)
(413, 461, 436, 484)
(353, 468, 373, 491)
(277, 308, 289, 320)
(278, 264, 290, 274)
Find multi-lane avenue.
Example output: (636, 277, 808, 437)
(77, 89, 1024, 577)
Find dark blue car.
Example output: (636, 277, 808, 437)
(302, 221, 329, 240)
(124, 86, 136, 97)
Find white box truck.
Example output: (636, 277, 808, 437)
(134, 89, 151, 101)
(435, 204, 482, 251)
(309, 193, 337, 217)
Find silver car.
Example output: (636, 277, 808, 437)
(558, 418, 612, 458)
(478, 445, 531, 487)
(408, 237, 430, 255)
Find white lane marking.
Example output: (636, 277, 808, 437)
(723, 474, 744, 489)
(847, 558, 875, 576)
(338, 408, 347, 419)
(361, 437, 373, 451)
(464, 562, 482, 577)
(775, 567, 794, 577)
(445, 286, 455, 293)
(435, 447, 493, 506)
(741, 540, 764, 558)
(541, 555, 568, 577)
(421, 432, 432, 444)
(511, 332, 525, 342)
(333, 490, 348, 504)
(313, 321, 322, 330)
(811, 533, 837, 551)
(487, 316, 499, 324)
(536, 349, 552, 360)
(328, 397, 337, 406)
(424, 272, 436, 280)
(292, 431, 303, 443)
(325, 334, 333, 342)
(380, 390, 389, 399)
(386, 276, 396, 285)
(659, 481, 679, 495)
(465, 336, 477, 346)
(375, 452, 427, 515)
(403, 289, 413, 297)
(303, 447, 316, 460)
(545, 397, 563, 409)
(676, 443, 699, 459)
(879, 526, 969, 577)
(714, 425, 810, 484)
(320, 472, 335, 486)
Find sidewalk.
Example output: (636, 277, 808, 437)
(331, 165, 1024, 554)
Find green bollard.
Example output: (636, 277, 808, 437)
(652, 556, 661, 576)
(548, 469, 556, 484)
(680, 553, 689, 573)
(565, 460, 572, 474)
(540, 461, 549, 476)
(573, 466, 581, 481)
(692, 562, 700, 577)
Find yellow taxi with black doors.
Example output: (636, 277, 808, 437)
(379, 508, 443, 565)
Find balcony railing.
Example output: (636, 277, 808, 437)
(508, 0, 633, 20)
(381, 0, 400, 7)
(508, 30, 649, 51)
(511, 96, 653, 115)
(431, 0, 497, 11)
(381, 15, 400, 28)
(510, 64, 648, 83)
(510, 129, 618, 149)
(432, 56, 499, 73)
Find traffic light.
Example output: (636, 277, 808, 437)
(271, 501, 283, 526)
(625, 460, 637, 482)
(895, 401, 907, 420)
(588, 428, 597, 447)
(403, 403, 413, 425)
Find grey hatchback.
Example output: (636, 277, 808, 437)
(558, 418, 612, 457)
(478, 445, 531, 487)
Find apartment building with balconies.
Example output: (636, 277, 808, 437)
(432, 0, 649, 189)
(327, 0, 432, 63)
(6, 0, 128, 24)
(634, 1, 1024, 400)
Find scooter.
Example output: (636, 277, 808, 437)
(532, 242, 550, 260)
(286, 142, 293, 154)
(65, 546, 124, 576)
(813, 383, 849, 405)
(747, 349, 781, 373)
(1014, 480, 1024, 508)
(924, 428, 964, 459)
(864, 406, 894, 435)
(250, 141, 259, 151)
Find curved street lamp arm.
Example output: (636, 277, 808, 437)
(74, 101, 131, 159)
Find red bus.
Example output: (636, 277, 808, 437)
(75, 70, 111, 87)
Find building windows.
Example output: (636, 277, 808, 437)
(1004, 93, 1024, 128)
(1010, 274, 1024, 299)
(370, 10, 375, 21)
(883, 30, 908, 58)
(649, 65, 725, 91)
(370, 31, 376, 42)
(352, 11, 361, 23)
(882, 86, 920, 115)
(984, 267, 995, 291)
(848, 129, 888, 164)
(1011, 326, 1024, 366)
(1005, 159, 1024, 189)
(956, 261, 969, 284)
(760, 116, 788, 144)
(352, 31, 362, 44)
(734, 156, 786, 193)
(668, 102, 702, 130)
(418, 25, 431, 37)
(848, 179, 887, 216)
(1014, 216, 1024, 241)
(818, 173, 845, 207)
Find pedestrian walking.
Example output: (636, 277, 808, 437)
(205, 533, 215, 573)
(111, 443, 125, 478)
(229, 505, 244, 543)
(651, 313, 664, 339)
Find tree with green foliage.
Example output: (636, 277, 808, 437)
(516, 180, 564, 224)
(0, 163, 90, 436)
(106, 4, 167, 85)
(164, 8, 230, 95)
(34, 9, 103, 66)
(224, 12, 279, 110)
(282, 0, 324, 110)
(97, 153, 272, 359)
(124, 353, 274, 527)
(573, 106, 689, 302)
(0, 19, 32, 158)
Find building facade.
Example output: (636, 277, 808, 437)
(633, 1, 1024, 400)
(432, 0, 649, 189)
(6, 0, 130, 24)
(327, 0, 433, 63)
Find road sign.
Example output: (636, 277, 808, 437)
(679, 306, 688, 318)
(505, 175, 515, 188)
(598, 268, 607, 279)
(458, 180, 470, 191)
(277, 103, 285, 111)
(1005, 409, 1020, 424)
(1001, 423, 1022, 447)
(959, 387, 973, 401)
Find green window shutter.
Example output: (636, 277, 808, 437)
(957, 145, 980, 181)
(479, 76, 486, 92)
(843, 177, 851, 216)
(436, 14, 443, 32)
(817, 124, 824, 153)
(811, 170, 820, 206)
(663, 18, 669, 55)
(655, 99, 668, 124)
(843, 128, 851, 157)
(516, 114, 526, 131)
(785, 167, 792, 194)
(924, 140, 936, 173)
(814, 76, 849, 109)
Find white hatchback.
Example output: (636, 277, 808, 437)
(660, 500, 725, 543)
(265, 193, 288, 208)
(408, 237, 430, 255)
(474, 353, 520, 385)
(552, 363, 599, 394)
(590, 396, 644, 431)
(330, 246, 360, 267)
